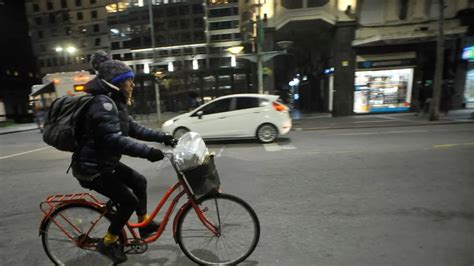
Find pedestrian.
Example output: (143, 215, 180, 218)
(187, 91, 200, 111)
(71, 50, 175, 264)
(415, 81, 425, 116)
(440, 80, 454, 115)
(423, 80, 433, 114)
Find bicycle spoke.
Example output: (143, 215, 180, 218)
(177, 194, 260, 265)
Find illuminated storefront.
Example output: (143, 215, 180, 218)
(354, 68, 413, 113)
(462, 45, 474, 108)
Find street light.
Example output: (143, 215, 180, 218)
(227, 44, 289, 94)
(55, 45, 77, 65)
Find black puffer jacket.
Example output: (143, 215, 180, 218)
(72, 77, 166, 180)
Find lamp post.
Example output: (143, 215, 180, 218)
(147, 0, 161, 122)
(227, 42, 291, 94)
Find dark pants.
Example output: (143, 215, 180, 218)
(79, 162, 148, 235)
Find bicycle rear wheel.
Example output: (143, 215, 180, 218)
(176, 193, 260, 265)
(41, 203, 122, 265)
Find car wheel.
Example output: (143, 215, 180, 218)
(173, 127, 190, 140)
(256, 123, 278, 143)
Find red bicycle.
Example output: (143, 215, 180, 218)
(39, 151, 260, 265)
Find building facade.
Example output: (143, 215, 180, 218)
(1, 0, 40, 122)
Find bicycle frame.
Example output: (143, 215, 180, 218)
(39, 154, 220, 248)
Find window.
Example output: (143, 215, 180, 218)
(49, 14, 56, 24)
(33, 4, 39, 12)
(159, 50, 169, 56)
(198, 98, 232, 115)
(47, 1, 53, 10)
(399, 0, 408, 20)
(95, 37, 101, 46)
(93, 24, 99, 32)
(77, 12, 83, 20)
(112, 54, 121, 60)
(235, 97, 264, 110)
(63, 12, 69, 22)
(39, 44, 46, 52)
(34, 17, 42, 25)
(307, 0, 329, 7)
(38, 31, 44, 39)
(91, 10, 98, 19)
(65, 26, 71, 35)
(192, 4, 204, 13)
(76, 0, 82, 7)
(111, 41, 120, 49)
(90, 0, 97, 4)
(281, 0, 303, 9)
(61, 0, 67, 8)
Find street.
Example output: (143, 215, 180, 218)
(0, 124, 473, 265)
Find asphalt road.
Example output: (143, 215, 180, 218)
(0, 124, 473, 265)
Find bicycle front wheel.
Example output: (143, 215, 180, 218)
(41, 203, 121, 265)
(176, 193, 260, 265)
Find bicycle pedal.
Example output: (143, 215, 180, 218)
(124, 239, 148, 254)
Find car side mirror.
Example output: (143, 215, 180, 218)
(196, 110, 203, 119)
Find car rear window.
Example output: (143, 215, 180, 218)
(235, 97, 268, 110)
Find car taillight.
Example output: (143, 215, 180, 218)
(272, 101, 287, 112)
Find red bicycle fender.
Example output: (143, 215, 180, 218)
(172, 201, 192, 241)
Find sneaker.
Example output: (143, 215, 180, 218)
(139, 220, 161, 238)
(96, 240, 128, 264)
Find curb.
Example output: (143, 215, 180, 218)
(0, 127, 39, 135)
(292, 120, 474, 131)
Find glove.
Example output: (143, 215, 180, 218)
(147, 148, 164, 162)
(162, 134, 176, 147)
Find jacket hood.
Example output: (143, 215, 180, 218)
(85, 77, 126, 104)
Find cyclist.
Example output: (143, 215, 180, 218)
(71, 50, 174, 264)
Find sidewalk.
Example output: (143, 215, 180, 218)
(1, 109, 473, 135)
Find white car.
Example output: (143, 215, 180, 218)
(161, 94, 292, 143)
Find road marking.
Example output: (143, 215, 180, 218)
(263, 143, 281, 151)
(216, 146, 225, 157)
(0, 147, 51, 160)
(433, 143, 474, 149)
(332, 130, 427, 136)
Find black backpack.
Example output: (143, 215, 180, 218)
(43, 94, 94, 152)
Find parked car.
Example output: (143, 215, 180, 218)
(161, 94, 292, 143)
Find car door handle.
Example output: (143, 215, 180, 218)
(253, 111, 261, 114)
(219, 117, 226, 119)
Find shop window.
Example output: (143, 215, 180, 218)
(77, 12, 83, 20)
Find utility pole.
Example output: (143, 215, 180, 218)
(148, 0, 161, 122)
(255, 0, 264, 94)
(429, 0, 445, 121)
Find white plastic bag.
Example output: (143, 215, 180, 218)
(173, 132, 209, 171)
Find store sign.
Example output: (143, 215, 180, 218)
(462, 46, 474, 61)
(357, 59, 416, 69)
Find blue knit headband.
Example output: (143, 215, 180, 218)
(111, 71, 135, 84)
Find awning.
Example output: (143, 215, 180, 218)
(352, 26, 468, 47)
(30, 82, 55, 97)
